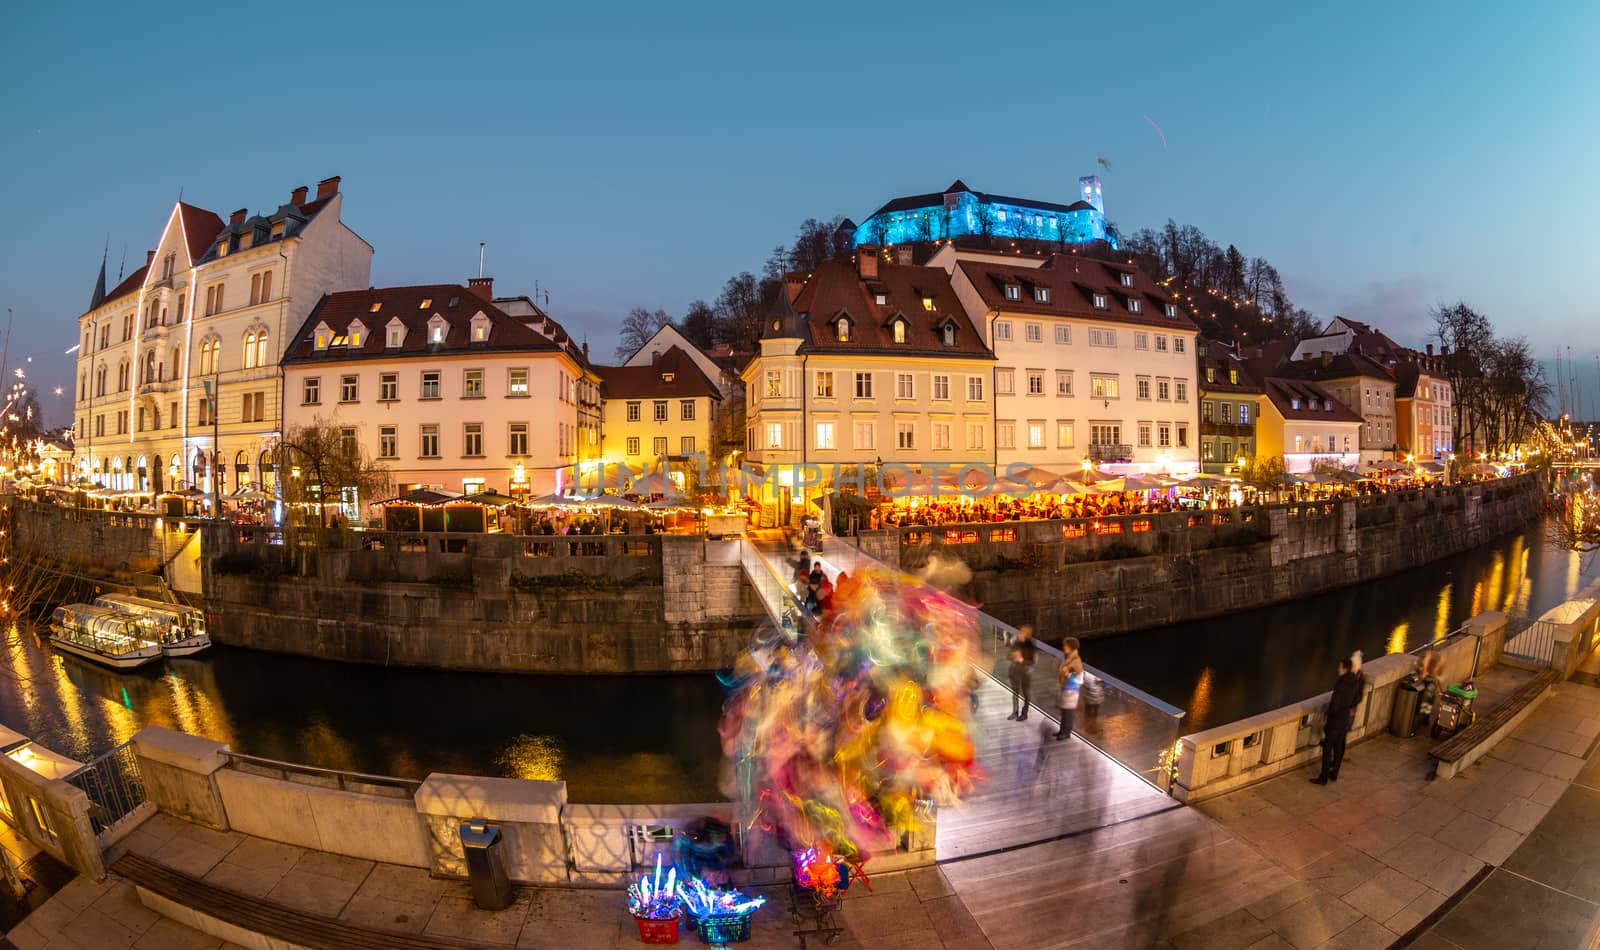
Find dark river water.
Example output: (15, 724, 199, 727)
(1, 518, 1594, 801)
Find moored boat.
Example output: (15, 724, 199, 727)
(47, 604, 164, 670)
(92, 593, 211, 657)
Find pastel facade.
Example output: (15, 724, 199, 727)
(72, 177, 371, 495)
(1256, 378, 1364, 472)
(596, 345, 720, 487)
(280, 281, 595, 498)
(1197, 342, 1263, 474)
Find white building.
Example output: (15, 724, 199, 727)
(72, 176, 371, 496)
(944, 249, 1201, 474)
(280, 280, 594, 499)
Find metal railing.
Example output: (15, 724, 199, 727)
(1089, 443, 1134, 463)
(67, 740, 147, 837)
(220, 751, 421, 798)
(1502, 617, 1559, 669)
(737, 540, 814, 637)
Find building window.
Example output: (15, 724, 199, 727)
(1089, 328, 1116, 347)
(1033, 287, 1050, 303)
(463, 423, 483, 457)
(895, 421, 915, 450)
(204, 283, 225, 316)
(1127, 298, 1142, 314)
(1120, 273, 1134, 287)
(1057, 421, 1075, 448)
(653, 400, 668, 422)
(942, 324, 956, 346)
(379, 425, 397, 458)
(1155, 335, 1168, 352)
(1177, 425, 1188, 448)
(1138, 424, 1152, 448)
(1136, 378, 1151, 400)
(997, 421, 1015, 450)
(421, 371, 440, 399)
(996, 368, 1015, 395)
(378, 373, 398, 401)
(1158, 424, 1172, 448)
(995, 321, 1012, 342)
(933, 422, 952, 450)
(1027, 421, 1045, 449)
(854, 420, 875, 450)
(896, 373, 914, 399)
(967, 423, 985, 450)
(508, 368, 529, 396)
(1175, 380, 1188, 402)
(1055, 326, 1071, 344)
(1025, 323, 1042, 343)
(1158, 379, 1170, 401)
(1091, 375, 1119, 399)
(1004, 284, 1021, 301)
(854, 372, 873, 399)
(387, 325, 403, 347)
(1202, 402, 1214, 423)
(967, 376, 984, 401)
(1056, 371, 1073, 396)
(764, 424, 782, 450)
(873, 293, 887, 305)
(463, 370, 484, 398)
(679, 436, 695, 455)
(1026, 371, 1044, 395)
(419, 425, 439, 458)
(892, 320, 907, 343)
(340, 375, 358, 402)
(507, 422, 529, 456)
(766, 370, 783, 397)
(815, 371, 834, 397)
(626, 436, 640, 456)
(835, 318, 850, 342)
(816, 422, 835, 449)
(302, 377, 321, 405)
(242, 391, 265, 423)
(1092, 293, 1108, 310)
(933, 375, 949, 400)
(673, 399, 693, 421)
(1134, 332, 1149, 351)
(1174, 337, 1185, 354)
(1203, 439, 1214, 461)
(1165, 303, 1178, 318)
(626, 401, 641, 422)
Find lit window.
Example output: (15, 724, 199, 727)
(1165, 303, 1178, 318)
(815, 422, 835, 449)
(893, 320, 906, 344)
(1033, 287, 1050, 303)
(815, 371, 834, 397)
(369, 302, 382, 313)
(1120, 273, 1133, 287)
(921, 297, 935, 311)
(836, 318, 851, 342)
(1004, 284, 1021, 301)
(1092, 294, 1108, 309)
(463, 369, 484, 398)
(1128, 298, 1142, 313)
(873, 293, 887, 305)
(419, 299, 432, 309)
(509, 368, 529, 395)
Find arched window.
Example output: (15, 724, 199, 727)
(199, 339, 219, 375)
(836, 318, 850, 342)
(116, 359, 129, 391)
(243, 331, 257, 368)
(96, 366, 107, 396)
(254, 330, 268, 368)
(144, 349, 157, 383)
(170, 346, 182, 379)
(892, 319, 907, 344)
(942, 324, 955, 347)
(78, 372, 86, 401)
(259, 450, 276, 489)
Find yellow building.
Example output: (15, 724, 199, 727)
(1256, 378, 1364, 473)
(596, 345, 721, 494)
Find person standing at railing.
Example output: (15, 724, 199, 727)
(1006, 625, 1037, 721)
(1311, 656, 1363, 785)
(1055, 638, 1084, 741)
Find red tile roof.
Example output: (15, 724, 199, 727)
(1262, 378, 1363, 422)
(956, 255, 1197, 331)
(177, 203, 225, 263)
(595, 346, 721, 400)
(787, 259, 992, 359)
(100, 265, 150, 308)
(283, 284, 576, 365)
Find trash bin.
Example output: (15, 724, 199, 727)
(459, 819, 514, 910)
(1390, 677, 1424, 738)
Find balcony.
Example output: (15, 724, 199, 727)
(1089, 443, 1133, 463)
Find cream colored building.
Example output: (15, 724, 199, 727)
(280, 280, 593, 498)
(942, 248, 1201, 474)
(72, 176, 371, 497)
(1256, 378, 1364, 472)
(741, 256, 994, 523)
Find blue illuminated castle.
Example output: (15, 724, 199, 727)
(851, 176, 1116, 249)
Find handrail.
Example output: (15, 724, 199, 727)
(220, 751, 421, 794)
(978, 615, 1186, 720)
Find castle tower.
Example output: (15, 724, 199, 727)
(1077, 176, 1104, 214)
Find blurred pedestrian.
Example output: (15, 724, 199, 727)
(1311, 656, 1363, 785)
(1055, 638, 1084, 741)
(1007, 625, 1037, 721)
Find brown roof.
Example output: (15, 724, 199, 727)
(1273, 351, 1395, 385)
(1197, 342, 1262, 395)
(956, 255, 1197, 331)
(595, 346, 721, 400)
(1262, 378, 1363, 422)
(283, 284, 576, 365)
(99, 264, 150, 309)
(177, 203, 226, 262)
(788, 259, 992, 359)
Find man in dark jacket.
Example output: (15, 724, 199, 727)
(1007, 625, 1038, 721)
(1312, 657, 1363, 784)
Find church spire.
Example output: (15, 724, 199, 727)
(89, 245, 108, 311)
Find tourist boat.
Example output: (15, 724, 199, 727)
(47, 604, 164, 670)
(92, 593, 211, 657)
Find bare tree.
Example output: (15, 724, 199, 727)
(615, 307, 674, 362)
(277, 419, 392, 528)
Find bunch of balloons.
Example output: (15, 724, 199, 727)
(720, 561, 984, 869)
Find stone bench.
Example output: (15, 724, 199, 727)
(1429, 669, 1559, 779)
(112, 852, 502, 950)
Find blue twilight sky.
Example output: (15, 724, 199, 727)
(3, 1, 1599, 427)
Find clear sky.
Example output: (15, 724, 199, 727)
(4, 2, 1599, 426)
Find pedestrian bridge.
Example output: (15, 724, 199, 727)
(736, 536, 1185, 861)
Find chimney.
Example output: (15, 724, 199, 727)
(466, 276, 494, 301)
(784, 274, 805, 302)
(291, 185, 309, 205)
(230, 208, 247, 226)
(316, 176, 341, 200)
(146, 250, 155, 270)
(857, 246, 879, 281)
(1425, 343, 1434, 356)
(1321, 351, 1333, 367)
(894, 246, 913, 265)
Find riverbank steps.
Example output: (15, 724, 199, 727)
(2, 474, 1543, 673)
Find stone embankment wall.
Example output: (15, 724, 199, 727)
(866, 474, 1545, 639)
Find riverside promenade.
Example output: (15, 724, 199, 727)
(5, 671, 1600, 948)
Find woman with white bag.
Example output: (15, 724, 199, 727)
(1054, 637, 1084, 741)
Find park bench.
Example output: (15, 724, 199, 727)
(1429, 669, 1559, 779)
(111, 852, 502, 950)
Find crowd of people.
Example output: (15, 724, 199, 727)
(876, 493, 1194, 528)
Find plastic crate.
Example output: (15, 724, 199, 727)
(693, 912, 753, 943)
(633, 913, 682, 944)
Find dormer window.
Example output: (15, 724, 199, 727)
(892, 320, 907, 344)
(347, 319, 367, 348)
(1033, 287, 1050, 303)
(1206, 367, 1216, 382)
(836, 317, 851, 342)
(1229, 369, 1238, 384)
(1127, 298, 1142, 314)
(1325, 401, 1334, 413)
(1291, 398, 1301, 410)
(216, 238, 229, 258)
(1092, 293, 1108, 309)
(419, 298, 432, 309)
(1310, 398, 1320, 410)
(427, 314, 448, 344)
(469, 312, 492, 343)
(1165, 303, 1178, 318)
(385, 317, 406, 348)
(313, 322, 333, 351)
(1119, 273, 1133, 287)
(921, 296, 935, 312)
(874, 292, 887, 305)
(942, 324, 956, 347)
(662, 372, 675, 383)
(1004, 284, 1021, 301)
